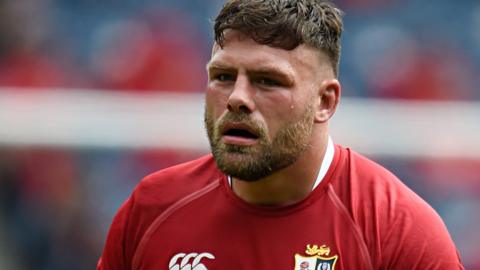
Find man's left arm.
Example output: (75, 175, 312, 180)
(379, 196, 464, 270)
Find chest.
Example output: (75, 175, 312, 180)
(133, 191, 373, 270)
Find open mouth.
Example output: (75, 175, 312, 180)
(223, 128, 259, 139)
(221, 123, 260, 145)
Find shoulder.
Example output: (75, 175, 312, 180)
(335, 145, 419, 203)
(133, 154, 223, 208)
(128, 155, 223, 261)
(332, 146, 462, 269)
(334, 145, 434, 221)
(341, 145, 397, 182)
(98, 155, 224, 269)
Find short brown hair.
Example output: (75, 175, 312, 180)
(214, 0, 344, 76)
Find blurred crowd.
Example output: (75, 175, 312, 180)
(0, 0, 479, 269)
(1, 0, 479, 99)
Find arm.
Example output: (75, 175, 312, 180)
(97, 197, 134, 270)
(380, 197, 464, 270)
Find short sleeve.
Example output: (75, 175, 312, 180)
(380, 197, 464, 270)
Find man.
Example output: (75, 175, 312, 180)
(98, 1, 464, 269)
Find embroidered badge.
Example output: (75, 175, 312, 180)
(294, 244, 338, 270)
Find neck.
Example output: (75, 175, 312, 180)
(231, 130, 330, 206)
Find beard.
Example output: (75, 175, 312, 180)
(204, 104, 314, 182)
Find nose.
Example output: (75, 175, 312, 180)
(227, 75, 255, 114)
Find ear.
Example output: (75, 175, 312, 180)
(314, 79, 341, 123)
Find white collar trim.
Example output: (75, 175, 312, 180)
(312, 136, 334, 190)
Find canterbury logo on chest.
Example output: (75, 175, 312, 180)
(168, 252, 215, 270)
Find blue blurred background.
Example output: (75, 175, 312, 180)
(0, 0, 479, 269)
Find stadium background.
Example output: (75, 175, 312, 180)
(0, 0, 479, 269)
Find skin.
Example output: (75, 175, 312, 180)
(205, 30, 341, 206)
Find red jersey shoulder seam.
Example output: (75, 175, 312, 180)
(327, 184, 375, 270)
(131, 179, 221, 270)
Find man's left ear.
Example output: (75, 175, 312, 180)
(314, 79, 341, 123)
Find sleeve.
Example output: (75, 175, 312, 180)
(380, 197, 464, 270)
(97, 196, 134, 270)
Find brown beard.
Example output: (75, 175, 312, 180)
(204, 104, 314, 181)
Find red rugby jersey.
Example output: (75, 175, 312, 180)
(98, 145, 464, 270)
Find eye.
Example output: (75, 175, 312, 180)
(256, 77, 281, 87)
(213, 73, 235, 82)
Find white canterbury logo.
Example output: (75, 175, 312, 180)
(169, 252, 215, 270)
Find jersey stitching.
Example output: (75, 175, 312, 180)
(131, 180, 220, 270)
(327, 184, 375, 270)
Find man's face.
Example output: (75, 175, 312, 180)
(204, 31, 329, 181)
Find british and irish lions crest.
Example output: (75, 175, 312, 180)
(294, 244, 338, 270)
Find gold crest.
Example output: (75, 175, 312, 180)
(306, 244, 331, 256)
(294, 244, 338, 270)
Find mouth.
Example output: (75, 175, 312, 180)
(221, 123, 260, 146)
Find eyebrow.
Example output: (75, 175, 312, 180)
(206, 62, 295, 85)
(206, 63, 237, 73)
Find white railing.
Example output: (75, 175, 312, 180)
(1, 87, 479, 158)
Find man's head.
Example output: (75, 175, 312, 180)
(205, 0, 343, 181)
(214, 0, 343, 77)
